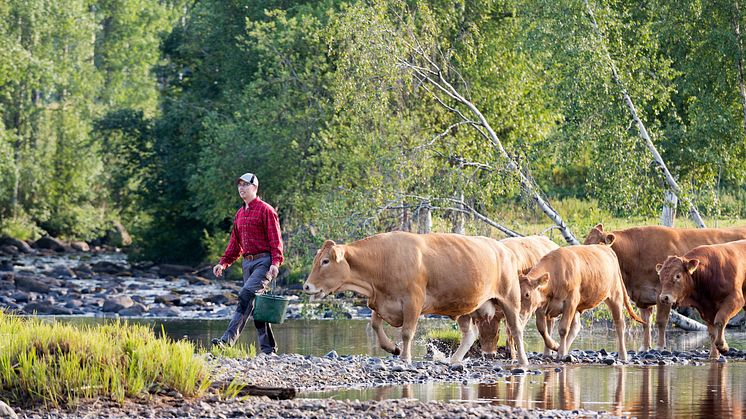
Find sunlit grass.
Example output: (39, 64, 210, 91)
(0, 310, 212, 408)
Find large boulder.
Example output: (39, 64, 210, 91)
(69, 241, 90, 252)
(103, 295, 135, 312)
(0, 237, 32, 253)
(0, 400, 18, 419)
(14, 274, 50, 293)
(0, 245, 19, 256)
(33, 236, 67, 252)
(91, 261, 129, 275)
(22, 301, 74, 315)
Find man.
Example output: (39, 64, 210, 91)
(211, 172, 284, 355)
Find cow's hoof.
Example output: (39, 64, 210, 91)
(391, 347, 401, 356)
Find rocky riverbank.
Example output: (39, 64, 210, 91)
(0, 238, 371, 320)
(17, 347, 746, 418)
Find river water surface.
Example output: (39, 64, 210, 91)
(52, 317, 746, 418)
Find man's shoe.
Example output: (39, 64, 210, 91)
(211, 338, 227, 348)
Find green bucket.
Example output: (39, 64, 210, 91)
(254, 294, 291, 324)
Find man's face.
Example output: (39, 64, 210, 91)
(237, 181, 257, 200)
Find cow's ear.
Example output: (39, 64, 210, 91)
(686, 258, 700, 274)
(604, 233, 616, 246)
(594, 223, 604, 231)
(655, 263, 663, 274)
(535, 272, 550, 287)
(331, 245, 345, 263)
(323, 239, 336, 248)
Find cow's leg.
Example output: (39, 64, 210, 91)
(371, 311, 400, 356)
(655, 302, 671, 350)
(451, 315, 478, 365)
(566, 312, 582, 349)
(639, 306, 653, 351)
(557, 306, 577, 359)
(399, 305, 421, 364)
(501, 305, 529, 366)
(536, 310, 559, 356)
(707, 322, 720, 359)
(713, 296, 745, 356)
(606, 298, 628, 362)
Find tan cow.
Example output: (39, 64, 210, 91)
(303, 231, 530, 365)
(584, 224, 746, 350)
(656, 240, 746, 359)
(519, 238, 643, 361)
(475, 235, 560, 358)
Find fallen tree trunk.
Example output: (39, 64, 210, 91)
(669, 311, 707, 332)
(211, 382, 296, 400)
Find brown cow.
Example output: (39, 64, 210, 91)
(303, 231, 530, 364)
(475, 236, 560, 358)
(519, 238, 643, 361)
(656, 240, 746, 360)
(584, 224, 746, 350)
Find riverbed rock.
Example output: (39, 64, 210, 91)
(0, 237, 32, 253)
(91, 261, 129, 275)
(0, 245, 19, 256)
(103, 295, 135, 312)
(14, 275, 50, 293)
(0, 260, 13, 271)
(33, 236, 67, 252)
(0, 400, 17, 419)
(22, 301, 73, 315)
(70, 241, 90, 252)
(154, 293, 182, 306)
(118, 303, 147, 316)
(49, 265, 77, 279)
(158, 264, 194, 277)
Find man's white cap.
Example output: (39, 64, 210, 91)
(236, 173, 258, 186)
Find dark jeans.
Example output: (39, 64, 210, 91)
(221, 255, 277, 354)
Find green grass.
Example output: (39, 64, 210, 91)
(0, 310, 213, 408)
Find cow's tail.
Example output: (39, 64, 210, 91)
(620, 274, 644, 324)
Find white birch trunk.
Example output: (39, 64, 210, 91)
(451, 191, 465, 234)
(660, 190, 678, 227)
(585, 0, 706, 228)
(733, 2, 746, 132)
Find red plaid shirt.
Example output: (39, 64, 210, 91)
(219, 197, 284, 268)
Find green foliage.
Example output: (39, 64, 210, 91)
(0, 311, 211, 407)
(2, 0, 745, 262)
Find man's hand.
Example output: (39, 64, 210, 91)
(266, 264, 279, 280)
(213, 264, 226, 278)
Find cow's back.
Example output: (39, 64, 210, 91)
(611, 226, 746, 306)
(501, 236, 560, 272)
(364, 232, 510, 317)
(687, 239, 746, 295)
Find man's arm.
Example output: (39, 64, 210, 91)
(265, 206, 284, 278)
(214, 215, 241, 277)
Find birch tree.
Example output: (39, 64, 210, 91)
(584, 0, 707, 228)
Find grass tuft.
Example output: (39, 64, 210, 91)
(0, 310, 212, 408)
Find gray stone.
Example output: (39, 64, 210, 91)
(0, 245, 19, 256)
(22, 302, 73, 315)
(0, 237, 32, 253)
(155, 293, 182, 306)
(0, 400, 17, 418)
(158, 264, 194, 277)
(33, 236, 67, 252)
(119, 303, 148, 316)
(14, 275, 50, 293)
(49, 265, 76, 278)
(91, 261, 128, 275)
(70, 241, 90, 252)
(103, 295, 135, 312)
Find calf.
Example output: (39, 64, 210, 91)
(656, 240, 746, 359)
(520, 238, 643, 361)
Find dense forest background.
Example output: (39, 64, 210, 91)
(2, 0, 745, 273)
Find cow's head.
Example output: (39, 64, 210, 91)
(583, 223, 615, 246)
(303, 240, 350, 298)
(656, 255, 699, 306)
(519, 271, 550, 320)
